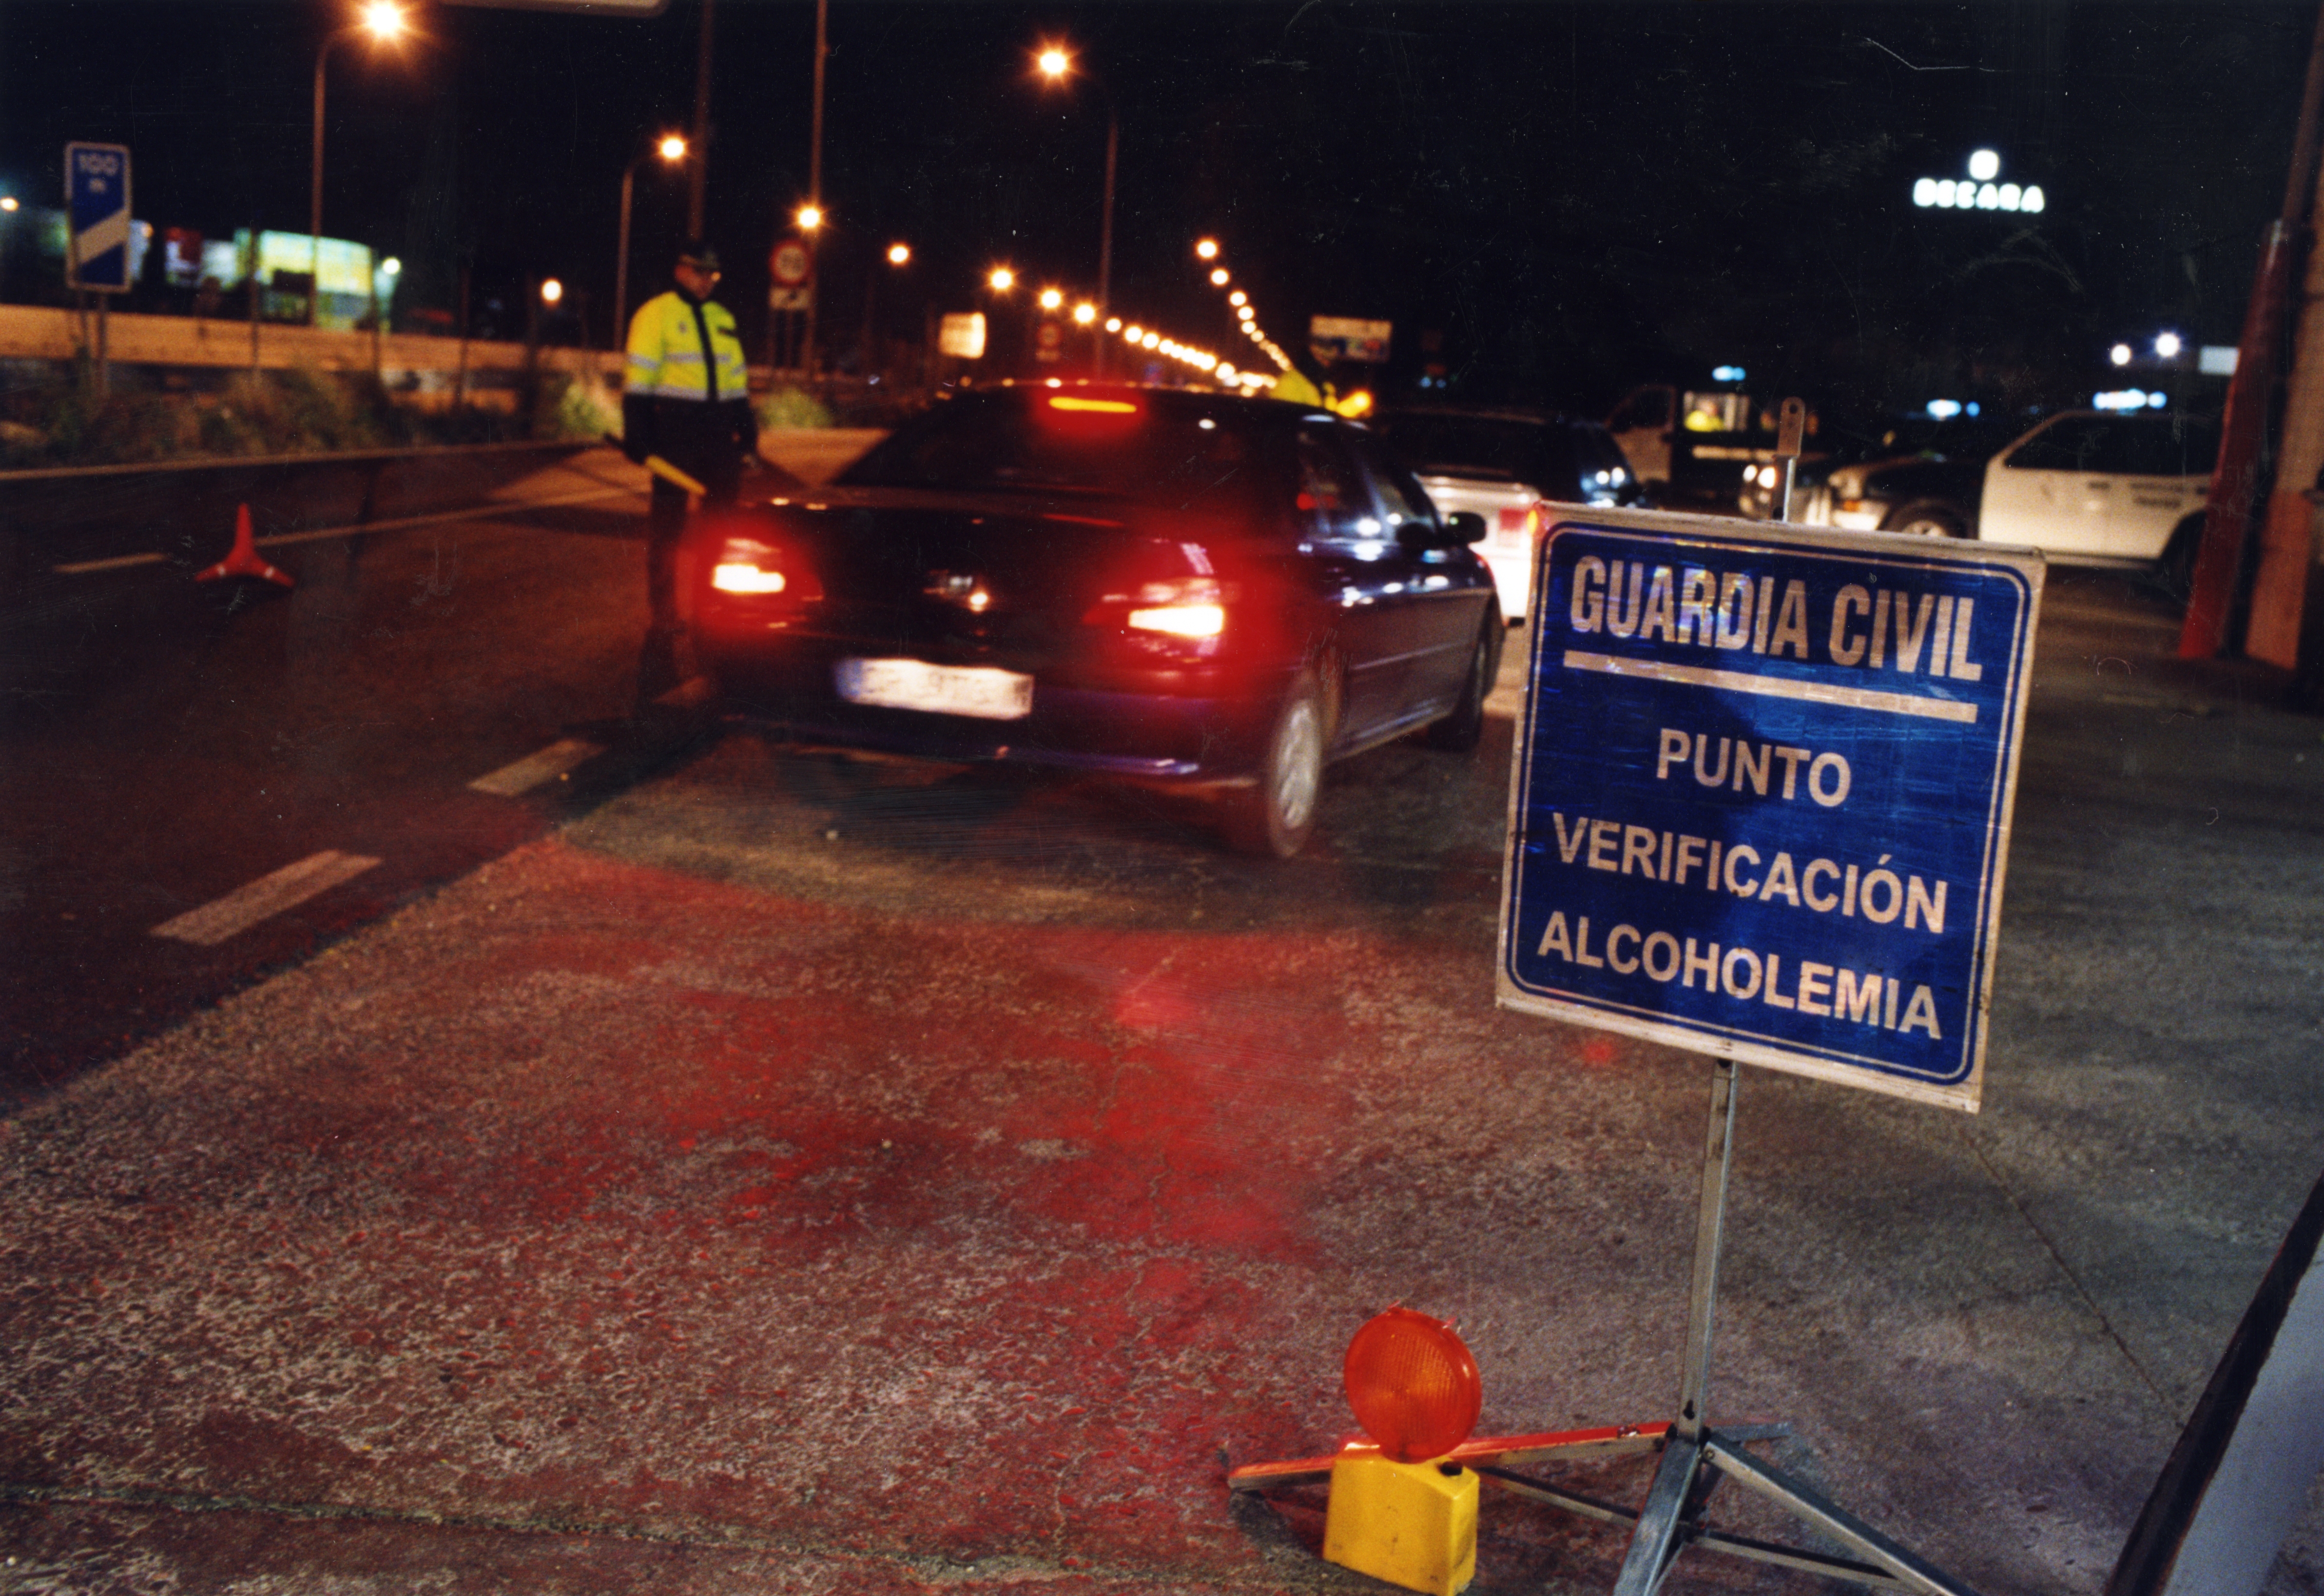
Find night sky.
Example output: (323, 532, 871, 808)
(0, 1, 2312, 418)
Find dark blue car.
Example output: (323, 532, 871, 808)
(678, 384, 1501, 856)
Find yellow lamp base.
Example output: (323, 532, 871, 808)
(1322, 1449, 1479, 1596)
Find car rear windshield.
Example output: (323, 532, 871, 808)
(1376, 415, 1557, 485)
(838, 392, 1274, 510)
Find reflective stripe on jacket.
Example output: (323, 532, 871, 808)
(625, 289, 749, 402)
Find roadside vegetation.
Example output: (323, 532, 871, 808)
(0, 364, 848, 472)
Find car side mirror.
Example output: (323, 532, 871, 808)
(1398, 514, 1481, 550)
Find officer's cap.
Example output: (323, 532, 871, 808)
(677, 240, 722, 273)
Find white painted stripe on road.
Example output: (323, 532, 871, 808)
(1561, 650, 1980, 724)
(150, 850, 381, 946)
(53, 485, 642, 576)
(469, 738, 603, 796)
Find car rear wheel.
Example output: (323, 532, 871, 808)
(1223, 670, 1326, 859)
(1886, 502, 1968, 539)
(1424, 608, 1501, 752)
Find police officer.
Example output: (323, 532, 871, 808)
(622, 239, 758, 699)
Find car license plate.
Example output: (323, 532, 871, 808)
(836, 658, 1034, 721)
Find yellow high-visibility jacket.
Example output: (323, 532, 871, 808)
(625, 288, 749, 403)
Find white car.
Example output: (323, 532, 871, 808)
(1375, 408, 1643, 621)
(1979, 411, 2215, 576)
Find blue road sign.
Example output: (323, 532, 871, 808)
(64, 142, 132, 293)
(1497, 509, 2044, 1111)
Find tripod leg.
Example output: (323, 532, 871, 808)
(1702, 1434, 1986, 1596)
(1611, 1435, 1702, 1596)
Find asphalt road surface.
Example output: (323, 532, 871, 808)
(2, 450, 2321, 1594)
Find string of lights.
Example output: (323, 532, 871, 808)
(1193, 236, 1293, 379)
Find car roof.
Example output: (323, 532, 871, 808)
(969, 380, 1340, 427)
(1381, 405, 1601, 430)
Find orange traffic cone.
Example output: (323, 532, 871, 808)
(195, 503, 294, 588)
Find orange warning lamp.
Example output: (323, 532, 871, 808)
(1343, 1306, 1482, 1463)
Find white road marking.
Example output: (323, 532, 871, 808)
(1561, 650, 1979, 724)
(150, 850, 381, 946)
(54, 485, 642, 576)
(468, 738, 603, 796)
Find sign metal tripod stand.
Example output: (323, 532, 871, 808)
(1598, 1055, 1986, 1596)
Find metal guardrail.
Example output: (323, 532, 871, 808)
(0, 439, 607, 594)
(0, 436, 584, 488)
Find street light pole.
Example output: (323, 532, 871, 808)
(309, 3, 410, 330)
(615, 136, 688, 358)
(309, 38, 337, 329)
(688, 0, 713, 237)
(803, 0, 828, 382)
(1035, 44, 1116, 379)
(1096, 107, 1116, 378)
(616, 163, 637, 349)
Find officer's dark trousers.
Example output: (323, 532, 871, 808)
(638, 415, 742, 701)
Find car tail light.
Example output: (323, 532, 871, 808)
(705, 534, 820, 604)
(713, 561, 787, 594)
(1084, 575, 1233, 641)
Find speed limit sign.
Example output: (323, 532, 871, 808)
(770, 238, 811, 287)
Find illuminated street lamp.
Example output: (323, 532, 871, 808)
(614, 132, 688, 345)
(1195, 238, 1219, 261)
(796, 204, 825, 233)
(989, 266, 1016, 293)
(1072, 301, 1096, 326)
(311, 0, 412, 327)
(1034, 39, 1117, 375)
(1228, 290, 1247, 307)
(1039, 286, 1064, 311)
(2110, 343, 2134, 367)
(539, 278, 564, 305)
(2154, 332, 2183, 359)
(887, 242, 912, 266)
(1209, 268, 1229, 287)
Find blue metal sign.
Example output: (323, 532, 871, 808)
(1497, 510, 2044, 1111)
(64, 142, 132, 293)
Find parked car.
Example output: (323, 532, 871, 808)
(1977, 410, 2217, 584)
(1372, 406, 1644, 620)
(1738, 415, 2017, 536)
(678, 383, 1503, 858)
(1604, 383, 1833, 507)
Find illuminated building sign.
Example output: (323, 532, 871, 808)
(1911, 149, 2044, 215)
